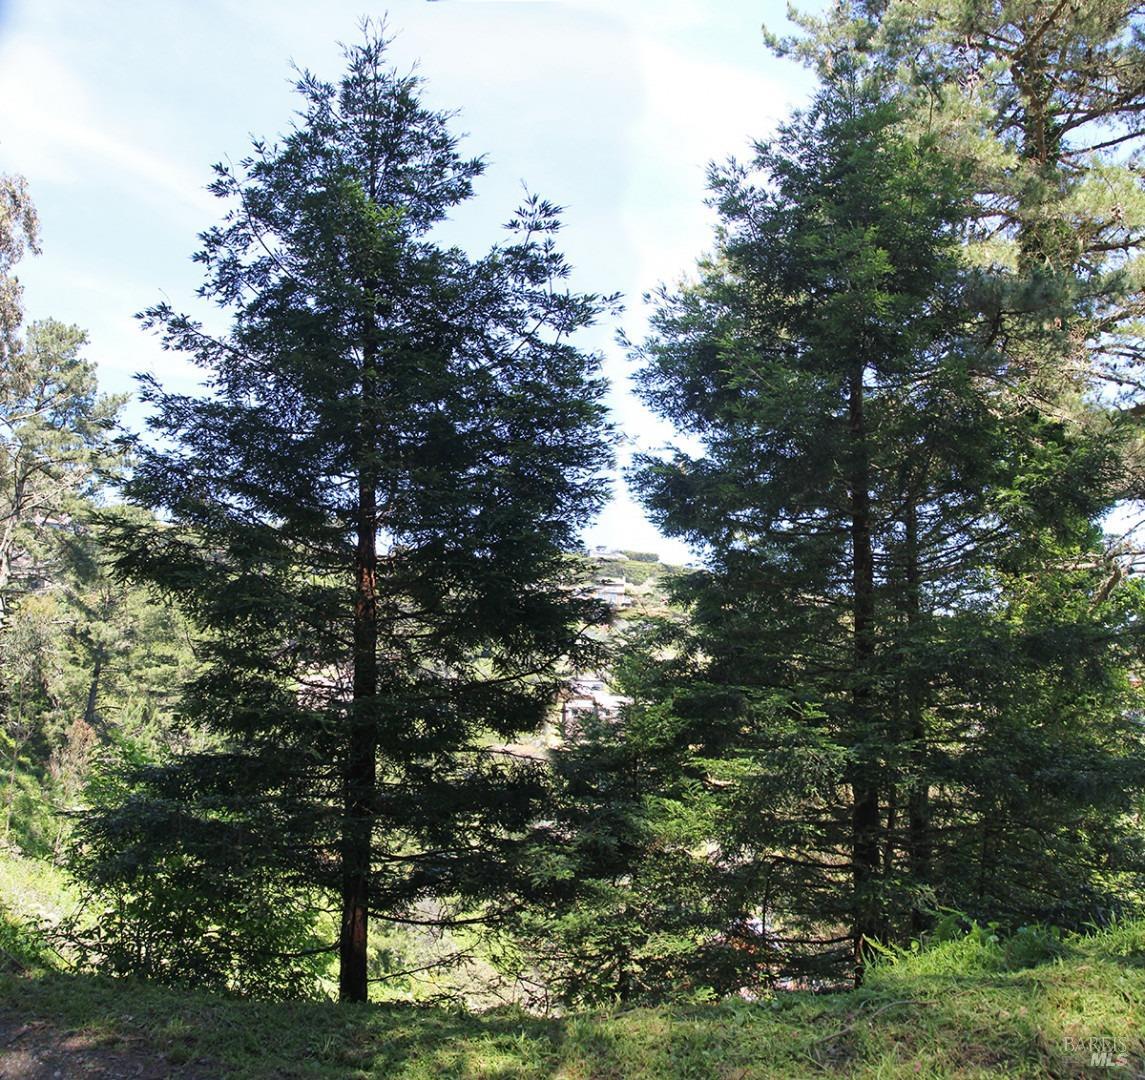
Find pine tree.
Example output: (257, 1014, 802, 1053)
(0, 321, 124, 627)
(771, 0, 1145, 442)
(756, 0, 1145, 951)
(0, 177, 124, 630)
(0, 179, 127, 857)
(80, 25, 613, 1002)
(627, 67, 1144, 988)
(0, 172, 39, 366)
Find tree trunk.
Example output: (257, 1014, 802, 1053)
(902, 500, 930, 936)
(848, 365, 881, 987)
(0, 474, 26, 633)
(340, 340, 379, 1004)
(83, 650, 104, 730)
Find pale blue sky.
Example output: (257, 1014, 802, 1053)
(0, 0, 819, 560)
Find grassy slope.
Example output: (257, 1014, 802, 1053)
(1, 923, 1143, 1078)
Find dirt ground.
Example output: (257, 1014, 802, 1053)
(0, 1014, 218, 1079)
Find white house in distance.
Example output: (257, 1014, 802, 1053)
(592, 577, 633, 609)
(559, 674, 631, 738)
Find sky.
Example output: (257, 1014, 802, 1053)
(0, 0, 820, 562)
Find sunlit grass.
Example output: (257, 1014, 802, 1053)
(2, 919, 1143, 1077)
(0, 846, 78, 923)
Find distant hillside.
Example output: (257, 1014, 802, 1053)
(588, 548, 685, 588)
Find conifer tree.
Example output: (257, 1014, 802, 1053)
(771, 0, 1145, 444)
(509, 627, 732, 1006)
(754, 0, 1145, 953)
(0, 172, 39, 366)
(0, 177, 124, 630)
(0, 321, 124, 625)
(627, 66, 1144, 988)
(80, 26, 612, 1002)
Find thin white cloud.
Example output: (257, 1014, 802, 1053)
(0, 0, 815, 559)
(625, 38, 794, 294)
(0, 38, 213, 216)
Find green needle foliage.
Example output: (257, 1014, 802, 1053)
(772, 0, 1145, 463)
(618, 60, 1145, 992)
(509, 643, 732, 1008)
(0, 211, 201, 982)
(0, 171, 38, 366)
(0, 317, 125, 630)
(75, 24, 614, 1002)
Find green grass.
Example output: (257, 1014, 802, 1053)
(1, 922, 1143, 1077)
(1, 762, 63, 858)
(593, 557, 681, 588)
(0, 847, 77, 923)
(0, 848, 79, 971)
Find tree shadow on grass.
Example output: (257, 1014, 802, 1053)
(0, 971, 618, 1078)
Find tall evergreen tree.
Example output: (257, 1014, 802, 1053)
(771, 0, 1145, 445)
(627, 68, 1144, 989)
(80, 26, 613, 1002)
(757, 0, 1145, 954)
(0, 172, 39, 366)
(0, 177, 124, 631)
